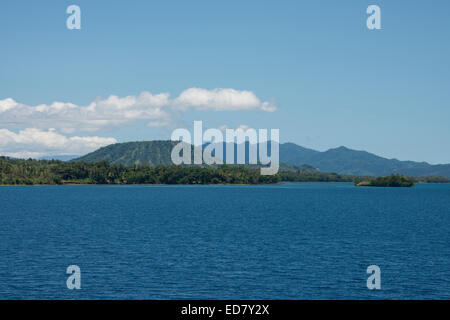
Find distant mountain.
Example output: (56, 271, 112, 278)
(74, 141, 179, 166)
(73, 140, 316, 173)
(73, 140, 450, 177)
(282, 145, 450, 177)
(279, 143, 320, 165)
(38, 155, 79, 161)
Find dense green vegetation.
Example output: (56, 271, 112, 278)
(355, 174, 415, 187)
(74, 140, 179, 166)
(0, 157, 355, 185)
(1, 157, 447, 186)
(0, 157, 280, 185)
(74, 140, 450, 177)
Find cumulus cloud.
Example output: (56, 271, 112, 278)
(0, 92, 170, 133)
(0, 128, 117, 158)
(0, 88, 277, 157)
(0, 98, 17, 113)
(174, 88, 277, 112)
(0, 88, 276, 133)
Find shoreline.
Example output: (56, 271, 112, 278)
(1, 181, 448, 187)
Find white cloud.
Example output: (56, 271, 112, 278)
(0, 98, 18, 113)
(0, 128, 117, 158)
(0, 88, 276, 133)
(173, 88, 277, 112)
(0, 88, 277, 157)
(0, 92, 171, 133)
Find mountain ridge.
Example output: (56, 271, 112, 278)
(72, 140, 450, 177)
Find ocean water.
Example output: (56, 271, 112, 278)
(0, 183, 449, 300)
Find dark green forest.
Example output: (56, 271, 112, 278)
(0, 157, 280, 185)
(0, 157, 448, 186)
(355, 174, 415, 187)
(0, 157, 348, 185)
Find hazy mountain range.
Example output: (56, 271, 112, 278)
(68, 140, 450, 177)
(279, 143, 450, 177)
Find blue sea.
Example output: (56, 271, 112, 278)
(0, 183, 449, 299)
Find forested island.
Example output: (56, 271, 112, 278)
(355, 174, 415, 187)
(0, 157, 448, 186)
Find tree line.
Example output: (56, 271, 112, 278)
(0, 157, 279, 185)
(0, 157, 448, 186)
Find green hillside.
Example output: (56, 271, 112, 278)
(72, 140, 450, 177)
(74, 140, 179, 166)
(73, 140, 316, 172)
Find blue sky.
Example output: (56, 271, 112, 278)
(1, 0, 449, 163)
